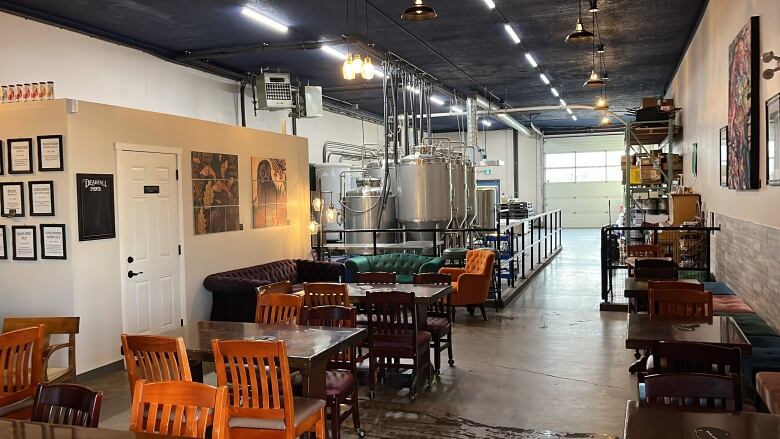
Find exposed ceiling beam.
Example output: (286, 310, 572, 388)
(178, 39, 345, 61)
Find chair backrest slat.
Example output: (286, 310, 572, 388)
(0, 325, 45, 408)
(303, 282, 350, 307)
(255, 293, 303, 324)
(366, 291, 418, 344)
(653, 341, 741, 376)
(643, 373, 742, 412)
(121, 334, 192, 397)
(647, 281, 705, 291)
(648, 289, 713, 320)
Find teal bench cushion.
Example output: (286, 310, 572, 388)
(344, 253, 445, 284)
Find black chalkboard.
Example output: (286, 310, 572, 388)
(76, 173, 116, 241)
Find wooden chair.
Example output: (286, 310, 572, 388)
(356, 272, 397, 285)
(303, 283, 350, 307)
(3, 317, 80, 384)
(628, 244, 660, 257)
(212, 339, 326, 439)
(365, 290, 431, 401)
(31, 383, 102, 428)
(634, 259, 678, 281)
(256, 280, 294, 295)
(643, 373, 743, 412)
(130, 379, 228, 439)
(0, 325, 45, 419)
(413, 272, 454, 374)
(439, 249, 496, 320)
(647, 281, 705, 291)
(121, 334, 192, 397)
(305, 306, 362, 439)
(255, 292, 303, 325)
(648, 289, 713, 320)
(648, 341, 741, 376)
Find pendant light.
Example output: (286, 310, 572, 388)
(600, 111, 612, 126)
(565, 0, 594, 43)
(588, 0, 599, 13)
(308, 217, 320, 235)
(595, 94, 609, 110)
(325, 204, 337, 222)
(342, 53, 355, 80)
(351, 53, 363, 72)
(361, 56, 375, 80)
(401, 0, 437, 21)
(583, 13, 604, 87)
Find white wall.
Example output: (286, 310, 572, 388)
(666, 0, 780, 228)
(0, 12, 382, 166)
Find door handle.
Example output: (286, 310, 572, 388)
(128, 270, 144, 279)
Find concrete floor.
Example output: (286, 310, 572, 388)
(85, 229, 637, 438)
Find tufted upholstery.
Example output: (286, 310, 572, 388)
(439, 249, 496, 310)
(344, 253, 444, 284)
(203, 259, 343, 322)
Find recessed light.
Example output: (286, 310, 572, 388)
(241, 6, 288, 33)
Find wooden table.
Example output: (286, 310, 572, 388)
(623, 400, 780, 438)
(625, 314, 751, 354)
(0, 418, 184, 438)
(159, 321, 365, 399)
(345, 283, 451, 305)
(623, 278, 700, 300)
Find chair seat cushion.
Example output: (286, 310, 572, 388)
(702, 282, 736, 296)
(0, 397, 33, 417)
(756, 372, 780, 414)
(228, 397, 325, 430)
(325, 370, 355, 396)
(425, 317, 450, 336)
(713, 296, 753, 313)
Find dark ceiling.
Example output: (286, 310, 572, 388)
(0, 0, 707, 134)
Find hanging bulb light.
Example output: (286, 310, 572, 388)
(565, 1, 594, 43)
(600, 111, 612, 126)
(325, 204, 337, 222)
(311, 196, 323, 212)
(597, 43, 605, 53)
(595, 94, 609, 110)
(342, 53, 355, 80)
(308, 217, 320, 235)
(401, 0, 437, 21)
(588, 0, 599, 13)
(361, 56, 375, 80)
(351, 53, 363, 72)
(584, 70, 605, 87)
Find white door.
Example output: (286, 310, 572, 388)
(117, 150, 182, 335)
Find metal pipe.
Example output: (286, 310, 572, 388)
(239, 81, 247, 127)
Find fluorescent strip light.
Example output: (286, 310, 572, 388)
(566, 107, 573, 114)
(483, 0, 496, 8)
(504, 24, 521, 44)
(321, 45, 346, 59)
(559, 99, 567, 107)
(524, 52, 538, 68)
(429, 96, 445, 105)
(481, 119, 493, 127)
(539, 73, 550, 85)
(241, 6, 288, 33)
(451, 106, 465, 114)
(550, 87, 560, 97)
(571, 115, 578, 121)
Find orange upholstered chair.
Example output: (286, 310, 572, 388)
(438, 249, 496, 320)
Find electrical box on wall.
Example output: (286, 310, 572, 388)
(301, 86, 324, 118)
(256, 72, 293, 110)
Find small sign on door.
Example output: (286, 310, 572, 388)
(144, 186, 160, 194)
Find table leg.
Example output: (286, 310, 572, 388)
(301, 360, 328, 399)
(629, 354, 648, 374)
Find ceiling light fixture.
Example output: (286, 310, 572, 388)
(429, 96, 445, 105)
(600, 112, 612, 126)
(401, 0, 437, 21)
(588, 0, 599, 13)
(584, 70, 606, 87)
(481, 119, 493, 127)
(597, 43, 605, 53)
(551, 87, 560, 97)
(361, 56, 375, 80)
(559, 99, 567, 107)
(321, 45, 345, 59)
(504, 24, 521, 44)
(524, 52, 538, 68)
(595, 94, 609, 110)
(571, 115, 578, 121)
(483, 0, 496, 9)
(566, 0, 594, 43)
(241, 6, 289, 33)
(540, 73, 550, 85)
(451, 106, 465, 114)
(342, 52, 355, 80)
(566, 107, 573, 115)
(351, 53, 363, 72)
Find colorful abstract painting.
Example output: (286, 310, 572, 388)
(192, 151, 240, 234)
(727, 16, 760, 190)
(252, 157, 289, 228)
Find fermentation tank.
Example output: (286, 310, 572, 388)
(397, 146, 452, 239)
(476, 187, 497, 228)
(342, 177, 396, 251)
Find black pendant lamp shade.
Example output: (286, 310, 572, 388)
(584, 70, 605, 87)
(401, 0, 437, 21)
(566, 0, 594, 43)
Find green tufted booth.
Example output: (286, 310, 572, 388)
(344, 253, 445, 284)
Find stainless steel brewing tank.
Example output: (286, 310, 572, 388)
(365, 159, 397, 194)
(342, 177, 396, 250)
(465, 161, 477, 224)
(450, 157, 467, 226)
(476, 187, 497, 228)
(396, 150, 452, 232)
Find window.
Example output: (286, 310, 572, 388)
(545, 150, 624, 183)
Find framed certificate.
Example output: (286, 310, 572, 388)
(7, 138, 33, 174)
(0, 225, 7, 260)
(40, 224, 66, 260)
(1, 182, 25, 217)
(12, 225, 36, 261)
(28, 181, 55, 216)
(37, 135, 64, 171)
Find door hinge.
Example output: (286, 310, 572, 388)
(175, 169, 179, 180)
(178, 245, 181, 255)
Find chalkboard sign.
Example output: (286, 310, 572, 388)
(76, 173, 116, 241)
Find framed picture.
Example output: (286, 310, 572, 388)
(0, 225, 7, 260)
(768, 92, 780, 186)
(12, 225, 36, 261)
(0, 140, 4, 175)
(76, 173, 116, 241)
(1, 182, 25, 217)
(7, 138, 33, 174)
(720, 126, 728, 187)
(29, 181, 55, 216)
(37, 135, 64, 171)
(40, 224, 66, 260)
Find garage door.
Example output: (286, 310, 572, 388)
(543, 134, 624, 228)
